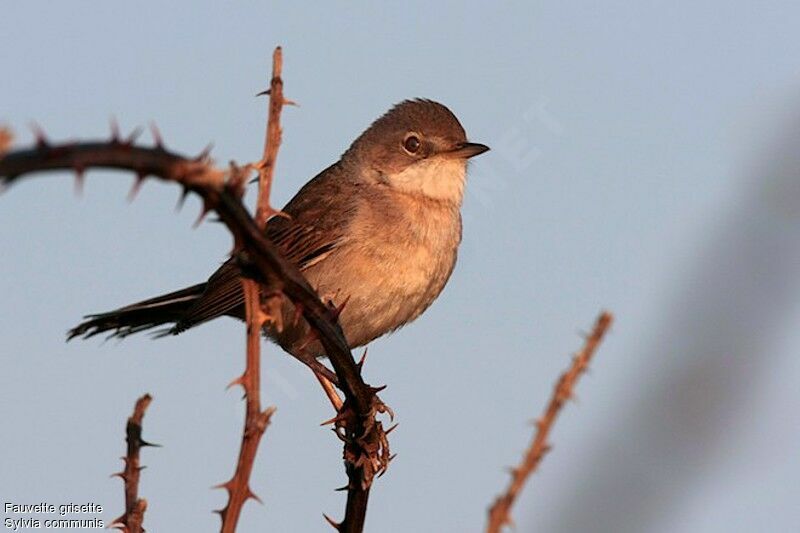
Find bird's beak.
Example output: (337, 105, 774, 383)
(443, 142, 490, 160)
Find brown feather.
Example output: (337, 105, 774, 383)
(171, 162, 358, 332)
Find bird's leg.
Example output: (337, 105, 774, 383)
(292, 347, 343, 411)
(297, 354, 339, 387)
(315, 371, 344, 411)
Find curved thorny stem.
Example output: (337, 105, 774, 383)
(486, 311, 613, 532)
(0, 49, 390, 533)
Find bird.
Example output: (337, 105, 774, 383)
(68, 99, 489, 364)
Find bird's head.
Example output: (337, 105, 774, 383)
(344, 99, 489, 204)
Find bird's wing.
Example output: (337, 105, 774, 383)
(172, 163, 359, 331)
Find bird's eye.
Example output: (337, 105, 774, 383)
(403, 134, 421, 154)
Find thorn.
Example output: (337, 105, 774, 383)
(320, 412, 349, 427)
(139, 438, 161, 448)
(110, 116, 121, 142)
(254, 406, 277, 431)
(175, 186, 190, 211)
(74, 167, 85, 195)
(256, 88, 271, 97)
(247, 487, 263, 505)
(329, 295, 350, 321)
(195, 143, 213, 161)
(149, 121, 164, 149)
(193, 199, 212, 228)
(378, 456, 396, 477)
(282, 97, 299, 107)
(212, 480, 233, 492)
(319, 416, 337, 427)
(385, 423, 399, 435)
(370, 384, 387, 394)
(322, 514, 341, 530)
(295, 329, 320, 353)
(127, 174, 145, 202)
(110, 471, 125, 480)
(29, 122, 48, 149)
(356, 347, 368, 372)
(110, 514, 126, 529)
(125, 126, 144, 146)
(226, 374, 245, 390)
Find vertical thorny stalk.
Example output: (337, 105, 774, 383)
(216, 47, 287, 532)
(112, 393, 155, 533)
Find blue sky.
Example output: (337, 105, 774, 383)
(3, 2, 800, 532)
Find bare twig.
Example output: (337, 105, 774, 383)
(111, 393, 155, 533)
(216, 46, 286, 533)
(255, 47, 287, 228)
(0, 51, 390, 531)
(215, 278, 276, 531)
(486, 311, 614, 533)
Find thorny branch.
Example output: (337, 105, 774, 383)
(254, 46, 292, 228)
(111, 393, 155, 533)
(0, 50, 390, 533)
(486, 311, 614, 533)
(215, 46, 284, 533)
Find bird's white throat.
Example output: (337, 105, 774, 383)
(389, 157, 467, 204)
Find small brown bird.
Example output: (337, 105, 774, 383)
(69, 99, 489, 361)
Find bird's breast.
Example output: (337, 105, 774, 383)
(304, 195, 462, 348)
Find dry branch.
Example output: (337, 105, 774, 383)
(111, 393, 155, 533)
(254, 46, 288, 228)
(0, 52, 390, 532)
(216, 46, 285, 533)
(486, 311, 614, 533)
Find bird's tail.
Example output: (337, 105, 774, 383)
(67, 283, 207, 340)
